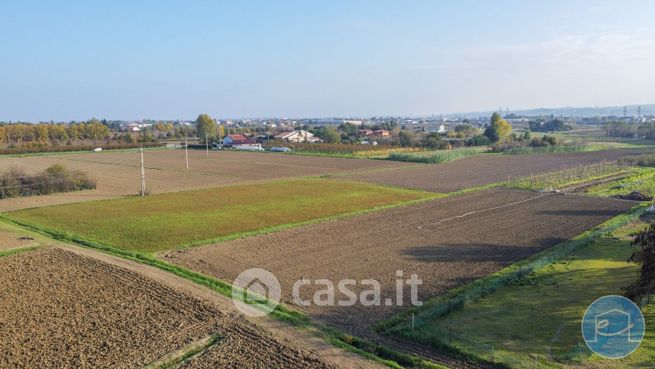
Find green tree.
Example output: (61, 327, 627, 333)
(422, 132, 442, 149)
(196, 114, 217, 143)
(484, 112, 512, 142)
(398, 130, 416, 147)
(626, 224, 655, 302)
(317, 126, 341, 143)
(216, 125, 225, 140)
(338, 123, 359, 137)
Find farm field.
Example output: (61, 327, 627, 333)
(0, 149, 414, 211)
(0, 247, 339, 369)
(343, 148, 651, 193)
(6, 178, 434, 252)
(164, 188, 634, 335)
(400, 221, 654, 369)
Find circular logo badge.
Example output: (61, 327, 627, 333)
(231, 268, 281, 317)
(581, 295, 645, 359)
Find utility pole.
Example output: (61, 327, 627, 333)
(140, 146, 146, 196)
(205, 130, 209, 157)
(184, 133, 189, 169)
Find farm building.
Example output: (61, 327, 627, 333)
(223, 134, 256, 147)
(274, 130, 321, 143)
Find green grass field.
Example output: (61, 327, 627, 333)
(586, 167, 655, 198)
(6, 178, 435, 253)
(406, 221, 653, 369)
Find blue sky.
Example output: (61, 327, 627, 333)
(1, 1, 654, 121)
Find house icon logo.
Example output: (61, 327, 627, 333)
(582, 295, 645, 359)
(232, 268, 281, 317)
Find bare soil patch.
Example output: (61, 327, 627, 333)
(0, 247, 338, 369)
(344, 149, 651, 192)
(0, 229, 36, 251)
(165, 189, 633, 335)
(0, 150, 411, 211)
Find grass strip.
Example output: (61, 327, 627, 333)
(376, 203, 648, 336)
(142, 334, 221, 369)
(0, 245, 40, 258)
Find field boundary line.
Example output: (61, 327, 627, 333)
(141, 334, 220, 369)
(427, 193, 552, 226)
(0, 245, 41, 258)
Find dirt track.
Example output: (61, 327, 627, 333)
(0, 247, 341, 369)
(165, 189, 634, 335)
(0, 150, 411, 211)
(343, 149, 650, 192)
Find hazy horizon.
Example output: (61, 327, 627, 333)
(2, 1, 655, 121)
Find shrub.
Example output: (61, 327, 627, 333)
(0, 164, 96, 199)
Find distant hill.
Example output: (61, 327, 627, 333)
(454, 104, 655, 118)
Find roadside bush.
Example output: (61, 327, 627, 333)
(0, 164, 96, 199)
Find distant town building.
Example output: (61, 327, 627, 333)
(358, 129, 390, 137)
(223, 134, 255, 146)
(274, 130, 321, 143)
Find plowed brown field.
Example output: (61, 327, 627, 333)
(0, 247, 337, 369)
(343, 149, 649, 192)
(0, 150, 411, 211)
(165, 189, 634, 335)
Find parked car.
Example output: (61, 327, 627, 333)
(270, 146, 291, 152)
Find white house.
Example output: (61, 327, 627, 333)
(274, 130, 321, 143)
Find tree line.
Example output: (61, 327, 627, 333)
(606, 121, 655, 139)
(0, 120, 110, 146)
